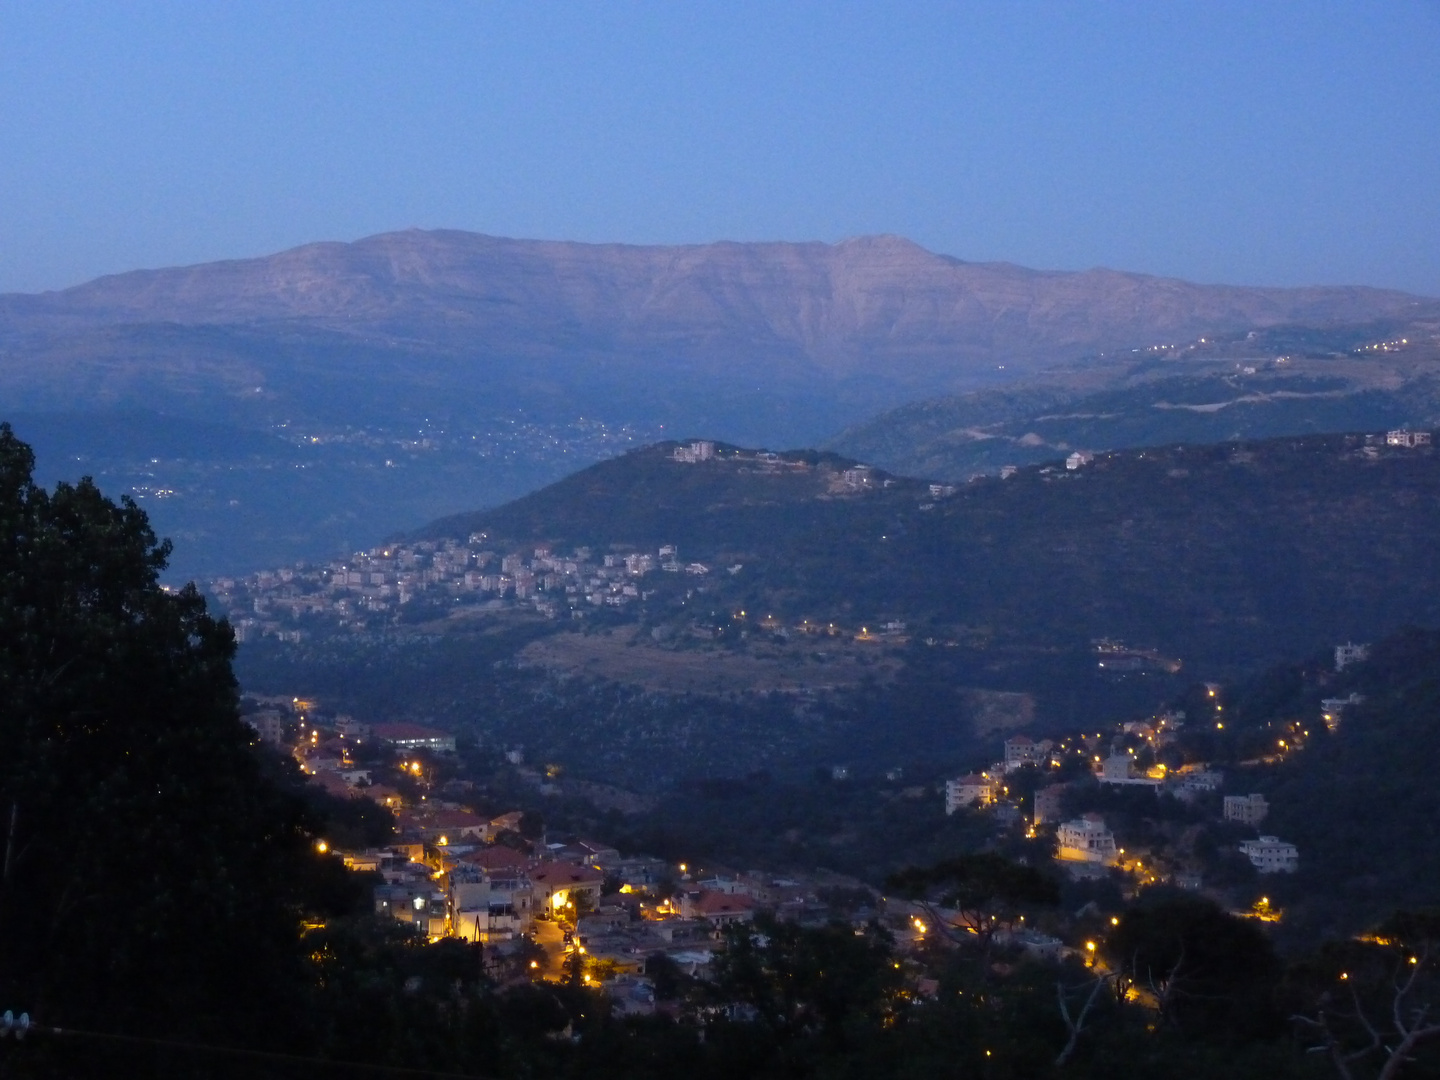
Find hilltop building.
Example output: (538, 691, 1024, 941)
(672, 440, 716, 463)
(1386, 430, 1432, 448)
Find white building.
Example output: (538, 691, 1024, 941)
(1065, 451, 1095, 470)
(1239, 836, 1298, 873)
(672, 440, 717, 463)
(1003, 735, 1047, 771)
(1321, 692, 1365, 732)
(1223, 794, 1269, 826)
(1386, 430, 1432, 448)
(1098, 752, 1162, 788)
(945, 773, 998, 813)
(1057, 814, 1118, 864)
(449, 870, 535, 942)
(1335, 642, 1370, 671)
(371, 723, 458, 755)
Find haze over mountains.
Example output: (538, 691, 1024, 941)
(2, 228, 1437, 577)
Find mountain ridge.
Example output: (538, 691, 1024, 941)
(4, 230, 1434, 390)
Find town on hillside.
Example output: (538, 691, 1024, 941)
(205, 440, 956, 645)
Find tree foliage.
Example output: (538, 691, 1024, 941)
(0, 424, 323, 1051)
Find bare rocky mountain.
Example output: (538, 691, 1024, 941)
(2, 229, 1434, 410)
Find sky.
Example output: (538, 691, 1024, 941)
(2, 1, 1438, 296)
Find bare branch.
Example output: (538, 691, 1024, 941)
(1055, 974, 1111, 1067)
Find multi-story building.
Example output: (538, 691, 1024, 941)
(1057, 814, 1118, 864)
(1223, 793, 1269, 826)
(1240, 836, 1299, 873)
(945, 773, 998, 813)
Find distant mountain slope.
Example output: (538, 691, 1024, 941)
(3, 230, 1435, 413)
(828, 324, 1440, 480)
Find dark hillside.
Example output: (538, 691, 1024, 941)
(418, 442, 925, 555)
(420, 433, 1440, 677)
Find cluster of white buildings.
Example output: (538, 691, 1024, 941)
(212, 536, 717, 641)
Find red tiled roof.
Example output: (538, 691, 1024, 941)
(462, 846, 530, 872)
(310, 772, 356, 799)
(693, 891, 755, 916)
(432, 810, 485, 828)
(529, 861, 604, 887)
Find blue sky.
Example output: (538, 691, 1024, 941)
(2, 1, 1438, 295)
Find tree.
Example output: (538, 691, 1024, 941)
(0, 425, 325, 1060)
(886, 851, 1060, 951)
(1290, 910, 1440, 1080)
(1107, 893, 1282, 1040)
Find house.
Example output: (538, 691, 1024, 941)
(1321, 692, 1365, 732)
(1057, 814, 1118, 865)
(603, 975, 657, 1017)
(1098, 753, 1162, 788)
(427, 809, 488, 844)
(1240, 836, 1299, 873)
(449, 866, 535, 941)
(1224, 794, 1269, 826)
(1335, 642, 1370, 671)
(489, 811, 526, 837)
(1174, 768, 1224, 801)
(1385, 429, 1432, 448)
(243, 710, 288, 746)
(1065, 451, 1094, 470)
(945, 773, 998, 813)
(362, 784, 403, 810)
(594, 854, 668, 892)
(461, 845, 532, 874)
(529, 862, 605, 915)
(375, 883, 448, 936)
(309, 771, 358, 800)
(1033, 783, 1070, 826)
(370, 723, 458, 755)
(1004, 735, 1047, 771)
(681, 889, 756, 927)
